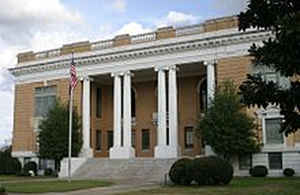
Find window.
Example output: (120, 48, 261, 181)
(34, 86, 56, 117)
(199, 79, 207, 112)
(107, 131, 113, 150)
(142, 129, 150, 151)
(132, 130, 136, 148)
(265, 118, 284, 144)
(184, 127, 194, 149)
(239, 154, 252, 170)
(268, 152, 282, 170)
(96, 130, 102, 151)
(96, 88, 102, 118)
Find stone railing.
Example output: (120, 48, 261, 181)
(131, 32, 156, 44)
(176, 24, 205, 37)
(35, 49, 61, 60)
(91, 39, 114, 50)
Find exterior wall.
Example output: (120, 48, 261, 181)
(12, 79, 82, 156)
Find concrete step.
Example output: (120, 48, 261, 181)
(72, 158, 177, 182)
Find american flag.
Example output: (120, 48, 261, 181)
(69, 54, 78, 93)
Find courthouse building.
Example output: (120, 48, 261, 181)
(8, 16, 300, 177)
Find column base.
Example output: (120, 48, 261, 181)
(109, 146, 135, 159)
(154, 145, 180, 159)
(79, 148, 93, 158)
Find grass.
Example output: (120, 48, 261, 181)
(117, 177, 300, 195)
(0, 175, 54, 182)
(1, 179, 113, 193)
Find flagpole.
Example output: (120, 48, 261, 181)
(68, 88, 73, 183)
(68, 51, 74, 183)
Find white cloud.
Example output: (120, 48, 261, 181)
(0, 0, 87, 146)
(156, 11, 200, 28)
(115, 22, 152, 36)
(112, 0, 127, 13)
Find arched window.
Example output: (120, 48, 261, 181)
(197, 78, 207, 113)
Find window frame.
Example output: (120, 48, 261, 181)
(268, 152, 283, 170)
(238, 154, 252, 170)
(141, 129, 150, 151)
(95, 129, 102, 151)
(184, 126, 194, 149)
(262, 115, 286, 148)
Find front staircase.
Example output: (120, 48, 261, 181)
(70, 158, 177, 183)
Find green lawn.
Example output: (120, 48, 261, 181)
(0, 175, 54, 182)
(1, 179, 113, 193)
(117, 177, 300, 195)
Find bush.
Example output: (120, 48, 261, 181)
(16, 171, 30, 177)
(283, 168, 295, 177)
(23, 161, 37, 176)
(0, 186, 6, 192)
(44, 168, 53, 176)
(249, 165, 268, 177)
(191, 156, 233, 185)
(169, 158, 193, 185)
(0, 148, 22, 175)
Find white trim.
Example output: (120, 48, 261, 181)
(12, 151, 36, 158)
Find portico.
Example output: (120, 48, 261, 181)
(79, 60, 216, 159)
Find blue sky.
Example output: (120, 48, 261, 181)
(0, 0, 248, 146)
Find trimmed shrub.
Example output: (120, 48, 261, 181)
(0, 186, 6, 192)
(23, 161, 38, 176)
(169, 158, 193, 185)
(249, 165, 268, 177)
(283, 168, 295, 177)
(0, 148, 22, 175)
(192, 156, 233, 185)
(44, 168, 53, 176)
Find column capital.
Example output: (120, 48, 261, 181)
(80, 76, 94, 81)
(167, 65, 179, 71)
(111, 71, 134, 77)
(204, 60, 218, 66)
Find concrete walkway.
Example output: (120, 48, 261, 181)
(8, 179, 160, 195)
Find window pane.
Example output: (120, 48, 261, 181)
(266, 118, 283, 144)
(166, 128, 169, 146)
(96, 130, 102, 151)
(239, 154, 252, 170)
(269, 153, 282, 170)
(107, 131, 113, 150)
(185, 127, 194, 149)
(96, 88, 102, 118)
(142, 129, 150, 150)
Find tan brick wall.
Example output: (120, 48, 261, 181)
(12, 79, 82, 154)
(113, 34, 131, 47)
(156, 27, 176, 40)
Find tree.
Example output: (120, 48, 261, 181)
(238, 0, 300, 135)
(38, 99, 82, 170)
(196, 81, 260, 161)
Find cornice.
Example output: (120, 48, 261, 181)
(9, 29, 272, 82)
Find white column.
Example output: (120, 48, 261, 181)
(155, 66, 179, 159)
(122, 71, 135, 158)
(110, 72, 135, 159)
(168, 66, 179, 149)
(157, 68, 167, 146)
(205, 61, 216, 107)
(114, 75, 122, 147)
(204, 60, 216, 156)
(80, 76, 93, 157)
